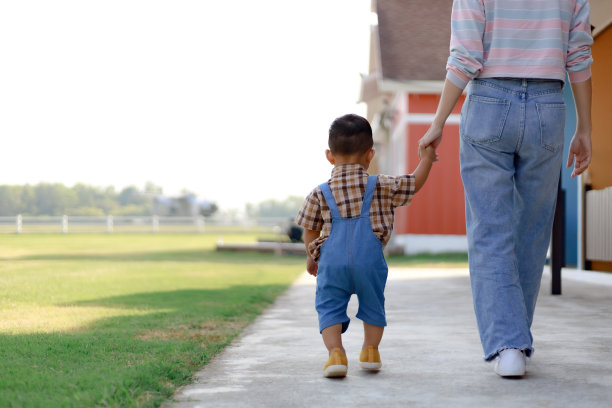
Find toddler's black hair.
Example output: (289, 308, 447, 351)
(328, 114, 373, 155)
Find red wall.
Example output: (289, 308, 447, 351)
(395, 93, 466, 235)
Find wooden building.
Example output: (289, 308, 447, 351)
(362, 0, 611, 265)
(361, 0, 467, 254)
(582, 0, 612, 271)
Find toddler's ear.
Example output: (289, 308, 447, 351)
(363, 148, 375, 166)
(326, 149, 335, 165)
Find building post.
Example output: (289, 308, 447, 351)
(577, 174, 585, 270)
(16, 214, 22, 234)
(551, 176, 565, 295)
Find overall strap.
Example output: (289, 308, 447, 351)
(320, 182, 341, 219)
(360, 175, 378, 217)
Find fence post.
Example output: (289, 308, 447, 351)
(274, 242, 283, 256)
(16, 214, 22, 234)
(106, 215, 114, 233)
(61, 215, 68, 234)
(152, 215, 159, 233)
(274, 224, 283, 255)
(196, 216, 204, 233)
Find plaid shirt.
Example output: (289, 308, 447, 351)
(295, 164, 415, 261)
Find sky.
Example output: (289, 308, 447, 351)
(0, 0, 372, 211)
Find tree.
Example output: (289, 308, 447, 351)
(144, 182, 163, 196)
(33, 183, 78, 215)
(0, 182, 210, 217)
(200, 202, 218, 217)
(0, 186, 23, 215)
(118, 186, 147, 206)
(246, 196, 304, 218)
(20, 185, 35, 215)
(72, 184, 117, 215)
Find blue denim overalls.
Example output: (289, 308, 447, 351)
(316, 175, 388, 333)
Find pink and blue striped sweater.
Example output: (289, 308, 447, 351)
(446, 0, 593, 89)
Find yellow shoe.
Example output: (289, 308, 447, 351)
(323, 348, 348, 378)
(359, 346, 382, 371)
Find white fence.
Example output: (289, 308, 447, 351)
(586, 187, 612, 262)
(0, 215, 292, 234)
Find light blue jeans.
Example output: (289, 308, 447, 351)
(460, 78, 565, 361)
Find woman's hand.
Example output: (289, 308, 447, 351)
(419, 122, 444, 149)
(567, 129, 592, 178)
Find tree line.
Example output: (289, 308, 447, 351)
(0, 182, 162, 216)
(245, 196, 304, 219)
(0, 182, 307, 218)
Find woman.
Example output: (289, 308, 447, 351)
(420, 0, 593, 377)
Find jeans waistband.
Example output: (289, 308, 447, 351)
(472, 77, 563, 94)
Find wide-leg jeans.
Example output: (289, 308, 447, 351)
(459, 78, 565, 361)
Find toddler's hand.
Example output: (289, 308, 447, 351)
(419, 144, 438, 163)
(307, 256, 318, 277)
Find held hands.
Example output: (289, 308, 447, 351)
(567, 129, 592, 178)
(418, 143, 439, 163)
(419, 122, 444, 149)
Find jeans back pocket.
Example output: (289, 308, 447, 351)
(536, 103, 566, 153)
(461, 95, 511, 145)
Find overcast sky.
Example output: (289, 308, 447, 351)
(0, 0, 371, 211)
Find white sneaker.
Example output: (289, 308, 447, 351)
(494, 348, 526, 377)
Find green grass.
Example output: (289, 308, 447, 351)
(0, 234, 467, 407)
(386, 252, 468, 268)
(0, 234, 304, 408)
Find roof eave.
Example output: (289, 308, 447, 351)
(378, 78, 446, 94)
(593, 17, 612, 37)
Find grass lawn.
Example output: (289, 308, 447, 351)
(386, 252, 468, 268)
(0, 233, 467, 407)
(0, 233, 304, 408)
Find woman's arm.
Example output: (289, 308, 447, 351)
(419, 79, 463, 148)
(566, 0, 593, 178)
(566, 0, 593, 83)
(445, 0, 486, 90)
(420, 0, 483, 149)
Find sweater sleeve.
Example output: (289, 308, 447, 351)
(567, 0, 593, 83)
(445, 0, 485, 90)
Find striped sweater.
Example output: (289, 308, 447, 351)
(446, 0, 593, 89)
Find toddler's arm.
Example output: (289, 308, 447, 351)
(413, 145, 438, 193)
(303, 229, 320, 277)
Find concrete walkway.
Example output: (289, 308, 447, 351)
(166, 267, 612, 408)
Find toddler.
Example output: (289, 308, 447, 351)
(295, 113, 437, 377)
